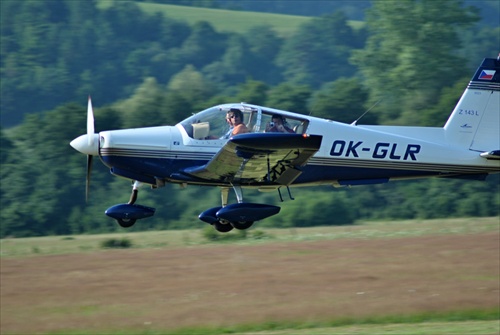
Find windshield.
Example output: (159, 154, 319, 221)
(180, 104, 256, 139)
(180, 103, 309, 140)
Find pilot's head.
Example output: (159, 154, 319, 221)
(226, 108, 244, 125)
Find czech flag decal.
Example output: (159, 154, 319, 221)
(478, 70, 495, 80)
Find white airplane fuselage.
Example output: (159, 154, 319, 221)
(96, 112, 498, 190)
(70, 57, 500, 229)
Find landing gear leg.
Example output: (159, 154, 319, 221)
(221, 187, 229, 207)
(232, 185, 243, 204)
(228, 185, 253, 230)
(128, 181, 142, 205)
(213, 187, 233, 232)
(117, 181, 143, 228)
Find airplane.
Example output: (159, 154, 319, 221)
(70, 57, 500, 232)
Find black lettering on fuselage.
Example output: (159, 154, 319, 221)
(389, 143, 401, 160)
(346, 141, 362, 157)
(373, 142, 389, 159)
(404, 144, 421, 161)
(330, 140, 346, 156)
(330, 140, 421, 161)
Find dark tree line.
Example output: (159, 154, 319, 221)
(1, 0, 366, 126)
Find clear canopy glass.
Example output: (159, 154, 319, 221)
(180, 103, 308, 140)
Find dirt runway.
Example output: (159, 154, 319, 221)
(1, 232, 499, 334)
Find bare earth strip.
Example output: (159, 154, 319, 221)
(1, 231, 499, 334)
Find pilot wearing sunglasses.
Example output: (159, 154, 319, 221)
(224, 108, 248, 138)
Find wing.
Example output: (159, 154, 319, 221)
(176, 133, 322, 186)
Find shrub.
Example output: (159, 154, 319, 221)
(201, 225, 247, 242)
(100, 237, 133, 249)
(251, 229, 272, 240)
(201, 226, 273, 242)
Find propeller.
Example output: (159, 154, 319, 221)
(86, 154, 93, 202)
(87, 96, 95, 147)
(85, 97, 94, 202)
(70, 96, 99, 202)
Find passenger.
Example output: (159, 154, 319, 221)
(266, 114, 294, 133)
(223, 108, 249, 138)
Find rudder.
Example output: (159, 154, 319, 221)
(444, 57, 500, 151)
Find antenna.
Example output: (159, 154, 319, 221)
(351, 99, 382, 126)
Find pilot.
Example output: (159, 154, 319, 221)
(266, 114, 294, 133)
(224, 108, 249, 138)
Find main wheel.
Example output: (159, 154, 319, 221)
(231, 221, 254, 230)
(213, 220, 234, 233)
(117, 218, 136, 228)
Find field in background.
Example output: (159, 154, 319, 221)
(1, 217, 497, 257)
(97, 1, 363, 38)
(1, 218, 499, 334)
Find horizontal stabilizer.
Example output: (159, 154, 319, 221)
(480, 150, 500, 160)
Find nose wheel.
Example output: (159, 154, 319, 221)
(117, 218, 136, 228)
(105, 181, 156, 228)
(116, 183, 140, 228)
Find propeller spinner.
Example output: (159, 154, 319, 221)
(70, 97, 99, 201)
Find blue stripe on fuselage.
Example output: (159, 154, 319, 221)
(100, 153, 491, 186)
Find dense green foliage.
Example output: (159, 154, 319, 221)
(1, 0, 499, 237)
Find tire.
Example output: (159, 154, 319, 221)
(117, 218, 136, 228)
(231, 221, 254, 230)
(213, 221, 234, 233)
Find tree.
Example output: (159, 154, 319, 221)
(266, 83, 312, 114)
(119, 77, 165, 128)
(309, 78, 373, 124)
(168, 65, 216, 110)
(0, 127, 12, 164)
(202, 34, 256, 86)
(235, 80, 269, 106)
(351, 0, 479, 125)
(243, 25, 283, 84)
(277, 11, 360, 88)
(460, 26, 500, 69)
(172, 21, 225, 69)
(419, 76, 469, 127)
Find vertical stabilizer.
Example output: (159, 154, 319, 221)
(444, 58, 500, 151)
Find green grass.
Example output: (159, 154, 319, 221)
(1, 217, 498, 257)
(45, 309, 500, 335)
(97, 1, 363, 38)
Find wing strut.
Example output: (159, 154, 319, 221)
(277, 186, 295, 202)
(266, 155, 271, 182)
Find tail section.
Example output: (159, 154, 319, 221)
(444, 57, 500, 153)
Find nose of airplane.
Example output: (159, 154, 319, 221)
(70, 134, 100, 156)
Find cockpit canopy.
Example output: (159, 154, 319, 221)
(180, 103, 309, 140)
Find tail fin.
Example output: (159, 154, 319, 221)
(444, 57, 500, 152)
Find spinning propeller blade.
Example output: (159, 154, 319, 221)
(69, 96, 99, 202)
(87, 96, 95, 147)
(86, 155, 93, 202)
(85, 96, 95, 202)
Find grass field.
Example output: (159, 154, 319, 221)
(1, 217, 499, 334)
(97, 1, 363, 38)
